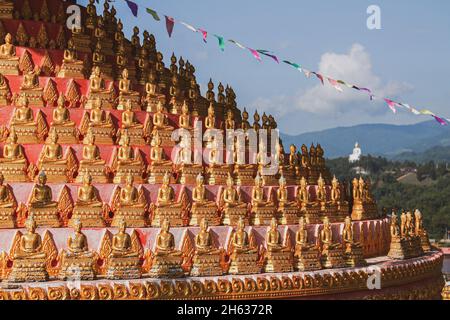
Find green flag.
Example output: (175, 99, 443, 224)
(146, 8, 160, 21)
(214, 34, 225, 51)
(283, 60, 302, 72)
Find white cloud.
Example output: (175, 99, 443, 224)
(251, 43, 413, 117)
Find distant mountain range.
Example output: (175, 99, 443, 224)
(280, 121, 450, 159)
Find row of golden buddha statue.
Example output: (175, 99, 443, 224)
(0, 168, 355, 229)
(4, 213, 367, 282)
(388, 209, 431, 260)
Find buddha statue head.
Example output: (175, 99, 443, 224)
(270, 217, 278, 231)
(47, 129, 59, 144)
(25, 214, 37, 233)
(300, 176, 307, 188)
(37, 170, 47, 185)
(4, 33, 12, 45)
(278, 175, 286, 188)
(83, 173, 93, 186)
(92, 65, 101, 77)
(299, 216, 306, 230)
(200, 218, 208, 232)
(237, 217, 245, 232)
(162, 171, 170, 186)
(317, 174, 324, 187)
(85, 130, 95, 145)
(7, 131, 18, 144)
(125, 99, 132, 111)
(150, 132, 161, 147)
(162, 217, 170, 233)
(118, 218, 127, 233)
(57, 94, 66, 108)
(120, 133, 130, 147)
(254, 173, 263, 188)
(253, 110, 260, 123)
(289, 144, 297, 155)
(181, 101, 189, 115)
(332, 175, 339, 188)
(226, 173, 234, 188)
(73, 218, 83, 233)
(121, 68, 129, 80)
(242, 108, 249, 121)
(196, 173, 204, 187)
(344, 216, 352, 229)
(125, 174, 133, 187)
(20, 95, 29, 108)
(156, 101, 164, 113)
(322, 216, 330, 228)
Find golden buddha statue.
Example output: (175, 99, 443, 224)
(191, 218, 223, 277)
(241, 108, 251, 132)
(415, 209, 431, 252)
(388, 212, 410, 259)
(250, 173, 276, 225)
(0, 172, 16, 228)
(85, 0, 97, 29)
(276, 175, 300, 225)
(206, 138, 231, 185)
(179, 101, 192, 130)
(228, 217, 260, 275)
(220, 173, 248, 225)
(296, 176, 319, 223)
(319, 216, 345, 268)
(253, 110, 261, 132)
(294, 216, 321, 271)
(331, 175, 349, 220)
(342, 216, 366, 267)
(152, 101, 175, 147)
(118, 68, 140, 111)
(70, 173, 106, 228)
(0, 72, 10, 106)
(0, 131, 28, 182)
(20, 65, 44, 106)
(77, 131, 110, 183)
(225, 109, 235, 130)
(205, 102, 216, 130)
(58, 38, 85, 79)
(119, 100, 146, 145)
(8, 215, 48, 282)
(85, 98, 115, 145)
(59, 219, 96, 281)
(106, 219, 142, 280)
(149, 218, 184, 278)
(10, 95, 45, 143)
(263, 218, 293, 273)
(86, 66, 114, 109)
(256, 141, 277, 186)
(0, 33, 19, 75)
(113, 133, 144, 184)
(145, 69, 166, 113)
(113, 175, 146, 228)
(50, 94, 78, 143)
(28, 171, 60, 227)
(351, 177, 377, 220)
(148, 132, 173, 184)
(168, 74, 183, 114)
(189, 173, 219, 226)
(151, 172, 184, 227)
(286, 144, 300, 184)
(38, 130, 70, 183)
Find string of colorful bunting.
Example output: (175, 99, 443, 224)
(117, 0, 449, 126)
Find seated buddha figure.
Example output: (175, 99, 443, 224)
(0, 73, 11, 106)
(86, 66, 114, 109)
(228, 217, 260, 275)
(152, 101, 175, 147)
(59, 220, 96, 281)
(263, 218, 293, 273)
(117, 68, 140, 111)
(28, 171, 61, 228)
(256, 141, 277, 186)
(106, 219, 142, 280)
(250, 173, 276, 226)
(86, 98, 115, 145)
(205, 102, 216, 130)
(220, 174, 248, 226)
(70, 173, 105, 228)
(331, 175, 349, 220)
(206, 138, 231, 185)
(296, 176, 319, 223)
(120, 100, 145, 145)
(276, 175, 300, 225)
(189, 173, 219, 226)
(38, 130, 69, 183)
(58, 38, 85, 79)
(190, 218, 223, 277)
(294, 216, 321, 271)
(352, 177, 377, 220)
(415, 209, 431, 253)
(148, 132, 173, 184)
(174, 137, 203, 185)
(0, 172, 17, 228)
(225, 109, 235, 130)
(113, 175, 146, 228)
(145, 70, 166, 113)
(0, 33, 20, 75)
(151, 172, 184, 227)
(319, 216, 345, 269)
(0, 131, 29, 182)
(51, 95, 78, 144)
(113, 133, 144, 184)
(281, 144, 298, 185)
(77, 131, 109, 183)
(168, 74, 183, 114)
(149, 218, 184, 278)
(341, 216, 365, 267)
(315, 174, 335, 215)
(20, 66, 44, 107)
(10, 96, 42, 144)
(8, 215, 48, 283)
(387, 213, 410, 260)
(178, 101, 192, 130)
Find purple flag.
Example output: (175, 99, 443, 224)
(165, 16, 175, 37)
(125, 0, 138, 17)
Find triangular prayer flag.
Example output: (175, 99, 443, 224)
(247, 48, 262, 62)
(354, 86, 374, 100)
(328, 78, 343, 92)
(165, 16, 175, 37)
(180, 21, 197, 32)
(433, 115, 447, 126)
(257, 50, 279, 63)
(312, 72, 324, 85)
(384, 98, 398, 114)
(213, 35, 225, 51)
(399, 103, 420, 115)
(228, 39, 246, 50)
(125, 0, 138, 17)
(303, 69, 312, 78)
(283, 60, 302, 72)
(198, 28, 208, 43)
(146, 8, 160, 21)
(419, 109, 434, 116)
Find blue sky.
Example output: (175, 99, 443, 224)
(78, 0, 450, 134)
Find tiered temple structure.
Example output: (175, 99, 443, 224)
(0, 0, 443, 300)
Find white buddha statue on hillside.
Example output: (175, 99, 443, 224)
(349, 142, 361, 163)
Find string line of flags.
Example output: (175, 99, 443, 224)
(104, 0, 449, 126)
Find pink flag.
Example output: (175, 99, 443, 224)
(313, 72, 324, 85)
(165, 16, 175, 37)
(433, 115, 448, 126)
(384, 98, 398, 114)
(247, 48, 262, 62)
(328, 78, 343, 92)
(198, 28, 208, 43)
